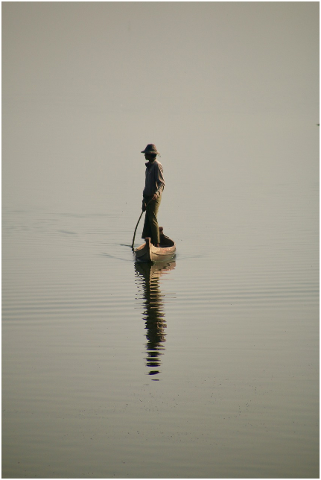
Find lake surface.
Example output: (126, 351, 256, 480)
(2, 173, 318, 478)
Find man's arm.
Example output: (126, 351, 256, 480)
(153, 163, 165, 199)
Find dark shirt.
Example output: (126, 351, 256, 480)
(143, 159, 165, 198)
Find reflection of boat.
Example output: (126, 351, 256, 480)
(135, 260, 176, 380)
(134, 228, 176, 263)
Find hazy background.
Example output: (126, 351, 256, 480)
(3, 2, 318, 216)
(2, 2, 319, 478)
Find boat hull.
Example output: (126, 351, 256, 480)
(134, 236, 176, 263)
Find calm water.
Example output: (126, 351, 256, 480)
(2, 174, 318, 478)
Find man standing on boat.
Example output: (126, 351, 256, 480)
(141, 144, 165, 247)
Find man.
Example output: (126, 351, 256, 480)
(141, 144, 165, 247)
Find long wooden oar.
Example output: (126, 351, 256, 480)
(131, 199, 153, 250)
(131, 210, 144, 250)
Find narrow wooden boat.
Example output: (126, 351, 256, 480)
(134, 227, 176, 263)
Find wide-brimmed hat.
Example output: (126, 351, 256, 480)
(141, 144, 160, 155)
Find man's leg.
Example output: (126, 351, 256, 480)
(144, 196, 161, 245)
(142, 213, 151, 239)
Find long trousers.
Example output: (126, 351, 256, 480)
(142, 195, 162, 245)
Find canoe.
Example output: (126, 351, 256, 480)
(134, 228, 176, 263)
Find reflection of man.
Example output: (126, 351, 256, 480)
(135, 261, 175, 380)
(141, 144, 165, 247)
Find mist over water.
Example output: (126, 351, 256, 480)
(2, 2, 318, 478)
